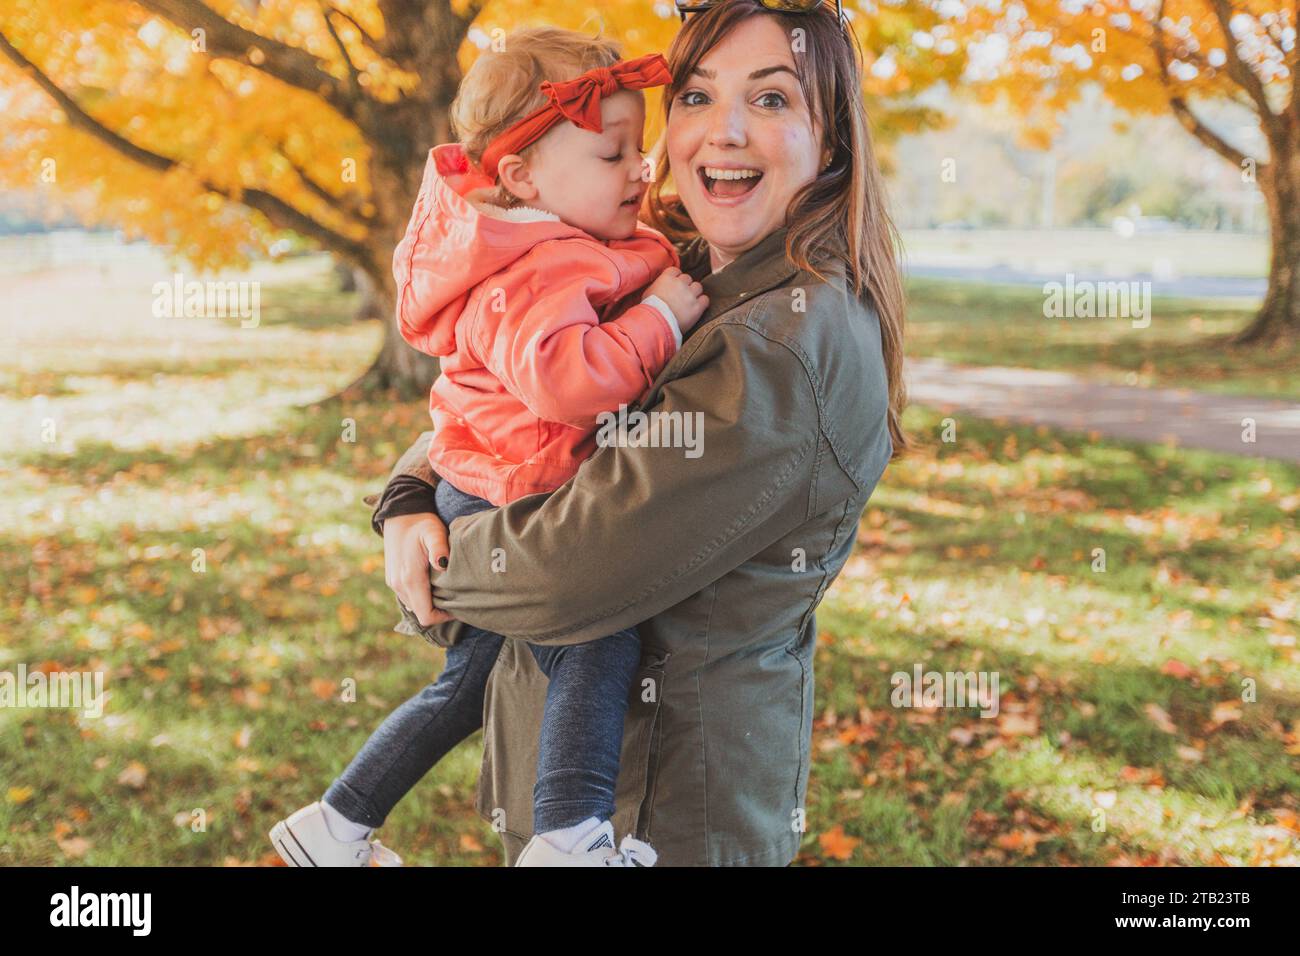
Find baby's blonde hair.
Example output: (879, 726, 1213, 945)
(451, 27, 624, 207)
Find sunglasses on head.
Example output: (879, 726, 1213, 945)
(675, 0, 847, 27)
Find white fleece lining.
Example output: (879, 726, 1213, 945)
(470, 200, 561, 224)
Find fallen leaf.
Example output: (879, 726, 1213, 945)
(57, 837, 92, 859)
(999, 713, 1039, 737)
(1144, 703, 1177, 734)
(819, 824, 861, 861)
(1210, 701, 1242, 727)
(117, 761, 148, 789)
(996, 830, 1046, 853)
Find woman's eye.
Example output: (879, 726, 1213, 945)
(602, 153, 623, 163)
(756, 91, 787, 110)
(678, 90, 709, 107)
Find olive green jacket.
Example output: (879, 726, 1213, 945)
(370, 226, 894, 865)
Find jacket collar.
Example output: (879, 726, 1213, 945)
(684, 226, 854, 338)
(694, 227, 798, 322)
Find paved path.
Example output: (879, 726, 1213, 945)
(906, 359, 1300, 463)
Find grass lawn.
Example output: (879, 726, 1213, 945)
(2, 255, 1297, 866)
(906, 279, 1300, 401)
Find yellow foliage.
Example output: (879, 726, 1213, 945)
(0, 0, 974, 269)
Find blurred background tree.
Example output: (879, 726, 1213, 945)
(969, 0, 1300, 344)
(0, 0, 965, 395)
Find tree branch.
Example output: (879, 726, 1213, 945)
(275, 139, 374, 228)
(133, 0, 356, 117)
(1167, 95, 1252, 167)
(324, 4, 378, 50)
(1152, 2, 1252, 169)
(320, 1, 363, 100)
(1207, 0, 1277, 120)
(1160, 29, 1259, 111)
(0, 27, 371, 264)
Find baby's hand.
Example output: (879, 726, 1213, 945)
(644, 267, 709, 335)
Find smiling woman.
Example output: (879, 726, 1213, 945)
(369, 0, 908, 867)
(661, 31, 828, 267)
(647, 3, 907, 432)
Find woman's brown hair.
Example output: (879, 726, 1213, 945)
(647, 0, 908, 458)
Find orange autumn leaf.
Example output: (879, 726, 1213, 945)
(819, 825, 861, 861)
(1274, 810, 1300, 834)
(996, 830, 1046, 854)
(1160, 659, 1195, 680)
(337, 603, 361, 633)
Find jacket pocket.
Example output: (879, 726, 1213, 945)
(613, 648, 669, 843)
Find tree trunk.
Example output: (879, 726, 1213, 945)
(344, 256, 440, 397)
(1236, 164, 1300, 345)
(358, 309, 441, 395)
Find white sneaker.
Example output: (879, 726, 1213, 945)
(515, 819, 658, 867)
(269, 801, 403, 867)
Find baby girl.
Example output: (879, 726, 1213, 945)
(270, 27, 707, 867)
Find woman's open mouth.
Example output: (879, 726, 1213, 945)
(699, 166, 763, 200)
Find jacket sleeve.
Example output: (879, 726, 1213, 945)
(432, 319, 836, 646)
(468, 245, 679, 429)
(363, 430, 440, 533)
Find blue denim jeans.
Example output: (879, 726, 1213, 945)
(324, 479, 641, 833)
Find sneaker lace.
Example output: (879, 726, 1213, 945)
(356, 838, 403, 867)
(604, 835, 657, 867)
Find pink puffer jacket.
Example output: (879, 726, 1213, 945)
(392, 144, 681, 506)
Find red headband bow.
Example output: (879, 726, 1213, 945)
(478, 53, 671, 181)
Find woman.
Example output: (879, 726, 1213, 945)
(372, 0, 907, 866)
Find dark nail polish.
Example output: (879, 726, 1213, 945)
(437, 556, 448, 569)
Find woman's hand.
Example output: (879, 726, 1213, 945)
(383, 512, 453, 627)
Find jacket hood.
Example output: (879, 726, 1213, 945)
(393, 143, 585, 356)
